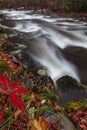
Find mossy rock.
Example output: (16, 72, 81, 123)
(56, 75, 80, 90)
(64, 99, 87, 111)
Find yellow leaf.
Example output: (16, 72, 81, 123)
(13, 109, 21, 120)
(29, 117, 50, 130)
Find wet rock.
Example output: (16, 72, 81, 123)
(63, 46, 87, 85)
(56, 75, 87, 105)
(0, 23, 10, 30)
(43, 111, 77, 130)
(1, 42, 26, 56)
(8, 33, 17, 38)
(10, 49, 22, 55)
(0, 14, 6, 20)
(0, 27, 3, 33)
(17, 53, 23, 60)
(10, 55, 20, 65)
(57, 112, 77, 130)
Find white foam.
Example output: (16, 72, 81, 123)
(14, 22, 41, 32)
(30, 40, 80, 81)
(0, 9, 58, 22)
(41, 27, 87, 49)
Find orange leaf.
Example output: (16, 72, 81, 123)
(28, 72, 34, 78)
(29, 117, 50, 130)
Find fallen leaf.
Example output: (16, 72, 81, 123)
(14, 109, 21, 120)
(29, 117, 50, 130)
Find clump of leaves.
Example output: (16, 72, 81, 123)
(0, 51, 22, 75)
(64, 100, 87, 130)
(0, 75, 29, 124)
(10, 110, 29, 129)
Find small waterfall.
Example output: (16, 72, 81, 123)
(28, 37, 80, 81)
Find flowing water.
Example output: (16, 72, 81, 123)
(0, 10, 87, 84)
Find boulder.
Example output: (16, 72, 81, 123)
(56, 75, 87, 105)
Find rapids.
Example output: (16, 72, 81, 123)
(0, 10, 87, 84)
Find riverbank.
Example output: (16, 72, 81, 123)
(0, 32, 76, 130)
(0, 7, 87, 17)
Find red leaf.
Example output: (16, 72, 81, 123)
(10, 94, 25, 110)
(0, 76, 10, 89)
(11, 82, 20, 89)
(14, 87, 29, 95)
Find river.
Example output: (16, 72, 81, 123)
(0, 9, 87, 85)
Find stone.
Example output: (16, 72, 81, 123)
(43, 111, 77, 130)
(56, 75, 87, 105)
(37, 66, 48, 76)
